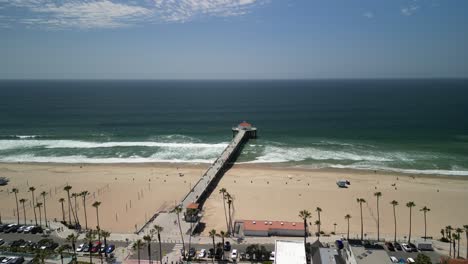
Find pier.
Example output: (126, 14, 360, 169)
(138, 122, 257, 237)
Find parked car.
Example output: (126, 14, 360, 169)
(105, 244, 115, 254)
(401, 243, 411, 252)
(407, 257, 415, 263)
(215, 248, 223, 260)
(408, 243, 418, 252)
(0, 239, 4, 246)
(4, 224, 18, 233)
(231, 249, 238, 260)
(390, 256, 399, 263)
(1, 257, 14, 264)
(188, 248, 196, 258)
(23, 226, 35, 233)
(91, 242, 102, 253)
(77, 243, 85, 252)
(385, 242, 395, 251)
(9, 257, 24, 264)
(83, 244, 90, 252)
(198, 249, 206, 258)
(393, 242, 402, 251)
(30, 226, 43, 234)
(335, 240, 344, 249)
(224, 241, 231, 251)
(269, 251, 275, 261)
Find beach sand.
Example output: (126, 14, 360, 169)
(0, 163, 206, 233)
(202, 164, 468, 241)
(1, 162, 467, 241)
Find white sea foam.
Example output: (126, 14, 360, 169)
(0, 139, 228, 150)
(0, 154, 215, 164)
(249, 145, 406, 163)
(329, 164, 468, 176)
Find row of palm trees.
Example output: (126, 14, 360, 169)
(133, 225, 164, 264)
(298, 193, 436, 251)
(11, 187, 49, 227)
(219, 188, 234, 235)
(11, 185, 101, 232)
(442, 225, 468, 260)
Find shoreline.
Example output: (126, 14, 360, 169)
(0, 161, 467, 239)
(1, 161, 468, 181)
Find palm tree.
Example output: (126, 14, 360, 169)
(446, 225, 453, 257)
(92, 201, 101, 230)
(153, 225, 164, 264)
(143, 233, 153, 264)
(226, 193, 234, 234)
(40, 191, 48, 227)
(172, 205, 185, 255)
(218, 231, 227, 260)
(64, 185, 73, 224)
(72, 193, 80, 226)
(456, 227, 463, 258)
(391, 200, 399, 243)
(209, 229, 216, 263)
(315, 220, 321, 239)
(374, 192, 382, 241)
(219, 188, 229, 232)
(36, 202, 43, 226)
(333, 223, 337, 234)
(66, 233, 78, 255)
(452, 233, 458, 258)
(464, 225, 468, 260)
(80, 191, 90, 230)
(132, 239, 145, 264)
(356, 198, 366, 240)
(84, 230, 96, 264)
(420, 206, 430, 241)
(100, 230, 111, 258)
(345, 214, 351, 240)
(57, 245, 67, 264)
(29, 186, 38, 225)
(299, 210, 312, 250)
(59, 198, 66, 223)
(406, 201, 416, 243)
(12, 188, 20, 225)
(19, 198, 27, 225)
(316, 207, 322, 235)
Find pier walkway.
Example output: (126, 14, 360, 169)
(138, 123, 256, 241)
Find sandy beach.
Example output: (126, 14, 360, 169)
(1, 162, 467, 241)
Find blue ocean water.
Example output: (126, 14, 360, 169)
(0, 79, 467, 175)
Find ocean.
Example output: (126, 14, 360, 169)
(0, 79, 467, 176)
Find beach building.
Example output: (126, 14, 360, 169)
(234, 219, 304, 237)
(312, 247, 345, 264)
(274, 240, 307, 264)
(341, 240, 392, 264)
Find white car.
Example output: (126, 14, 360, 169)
(1, 257, 14, 264)
(269, 251, 275, 261)
(401, 243, 411, 252)
(390, 256, 398, 263)
(23, 226, 35, 233)
(77, 243, 85, 252)
(407, 257, 415, 263)
(198, 249, 206, 258)
(231, 249, 238, 259)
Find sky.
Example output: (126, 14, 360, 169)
(1, 0, 468, 79)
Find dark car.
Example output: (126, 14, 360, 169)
(393, 242, 402, 251)
(224, 241, 231, 251)
(409, 243, 418, 252)
(11, 239, 26, 247)
(188, 248, 196, 258)
(0, 224, 6, 232)
(5, 224, 19, 233)
(30, 226, 43, 234)
(83, 244, 90, 252)
(385, 242, 395, 251)
(105, 244, 115, 254)
(215, 248, 224, 259)
(335, 240, 344, 250)
(208, 248, 215, 258)
(91, 242, 102, 253)
(9, 257, 25, 264)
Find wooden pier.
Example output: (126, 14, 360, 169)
(138, 122, 257, 236)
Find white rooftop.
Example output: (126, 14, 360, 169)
(274, 240, 307, 264)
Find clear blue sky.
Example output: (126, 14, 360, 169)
(1, 0, 467, 79)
